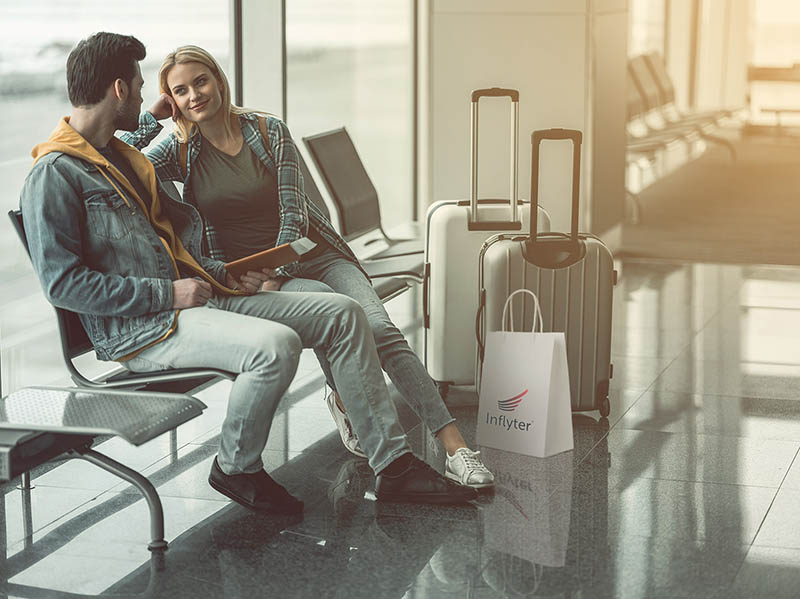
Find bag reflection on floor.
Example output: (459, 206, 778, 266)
(425, 414, 610, 597)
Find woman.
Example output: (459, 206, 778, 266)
(123, 45, 493, 489)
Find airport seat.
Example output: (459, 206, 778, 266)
(6, 209, 243, 551)
(296, 151, 424, 283)
(629, 55, 736, 161)
(8, 210, 235, 393)
(303, 128, 423, 259)
(0, 386, 206, 551)
(643, 52, 737, 124)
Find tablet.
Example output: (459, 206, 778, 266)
(224, 237, 317, 280)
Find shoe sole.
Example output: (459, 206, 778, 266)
(325, 395, 368, 459)
(208, 475, 303, 515)
(444, 470, 495, 489)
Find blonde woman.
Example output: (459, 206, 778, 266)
(122, 45, 493, 489)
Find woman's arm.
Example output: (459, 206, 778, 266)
(121, 95, 184, 185)
(266, 117, 310, 247)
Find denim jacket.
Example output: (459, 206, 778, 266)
(121, 112, 362, 277)
(21, 117, 234, 361)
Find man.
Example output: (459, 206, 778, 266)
(20, 32, 476, 513)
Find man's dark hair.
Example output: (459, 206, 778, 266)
(66, 32, 146, 107)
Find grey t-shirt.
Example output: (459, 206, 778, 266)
(192, 140, 280, 261)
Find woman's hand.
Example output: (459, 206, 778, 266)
(260, 277, 286, 291)
(256, 268, 286, 291)
(148, 93, 178, 121)
(225, 272, 259, 293)
(226, 269, 285, 293)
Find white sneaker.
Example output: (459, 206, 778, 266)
(445, 448, 494, 488)
(325, 390, 367, 459)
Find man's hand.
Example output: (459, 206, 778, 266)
(172, 279, 212, 308)
(148, 93, 178, 121)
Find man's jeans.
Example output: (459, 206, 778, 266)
(125, 291, 411, 475)
(284, 250, 455, 436)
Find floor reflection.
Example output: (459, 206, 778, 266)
(4, 259, 800, 597)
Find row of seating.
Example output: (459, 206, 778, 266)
(1, 125, 425, 552)
(624, 52, 741, 221)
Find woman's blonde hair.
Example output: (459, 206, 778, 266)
(158, 45, 260, 143)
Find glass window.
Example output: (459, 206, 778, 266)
(285, 0, 414, 230)
(628, 0, 666, 57)
(0, 1, 230, 394)
(749, 1, 800, 126)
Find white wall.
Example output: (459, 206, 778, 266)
(419, 0, 628, 238)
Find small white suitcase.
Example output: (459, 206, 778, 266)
(423, 88, 550, 398)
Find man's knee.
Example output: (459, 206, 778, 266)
(249, 324, 302, 372)
(328, 294, 368, 326)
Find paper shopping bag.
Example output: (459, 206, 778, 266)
(476, 290, 573, 457)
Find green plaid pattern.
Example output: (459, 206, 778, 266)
(122, 111, 360, 276)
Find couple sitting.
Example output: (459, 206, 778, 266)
(20, 32, 493, 514)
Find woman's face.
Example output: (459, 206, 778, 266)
(166, 61, 223, 124)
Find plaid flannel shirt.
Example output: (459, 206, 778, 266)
(122, 111, 361, 277)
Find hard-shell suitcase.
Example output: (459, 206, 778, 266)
(423, 88, 551, 397)
(477, 129, 615, 416)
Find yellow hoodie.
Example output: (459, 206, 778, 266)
(32, 117, 239, 297)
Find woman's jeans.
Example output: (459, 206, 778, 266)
(284, 250, 455, 435)
(125, 291, 412, 476)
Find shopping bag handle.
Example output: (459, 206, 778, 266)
(501, 289, 544, 333)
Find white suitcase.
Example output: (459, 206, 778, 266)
(422, 88, 551, 398)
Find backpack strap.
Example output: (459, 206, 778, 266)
(178, 141, 188, 180)
(257, 116, 268, 141)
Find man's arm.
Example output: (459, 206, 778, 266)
(21, 161, 174, 316)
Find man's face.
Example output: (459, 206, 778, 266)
(115, 62, 144, 131)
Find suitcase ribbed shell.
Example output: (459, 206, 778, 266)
(478, 233, 614, 413)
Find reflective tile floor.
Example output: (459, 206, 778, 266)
(3, 258, 800, 598)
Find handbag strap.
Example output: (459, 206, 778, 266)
(501, 289, 543, 333)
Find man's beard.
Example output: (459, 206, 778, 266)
(114, 99, 139, 132)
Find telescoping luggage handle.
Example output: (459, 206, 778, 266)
(529, 128, 581, 239)
(468, 87, 521, 231)
(525, 128, 585, 268)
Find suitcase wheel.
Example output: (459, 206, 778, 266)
(599, 397, 611, 418)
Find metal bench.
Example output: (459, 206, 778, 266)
(0, 386, 206, 551)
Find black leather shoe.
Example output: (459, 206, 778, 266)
(375, 457, 478, 504)
(208, 457, 304, 514)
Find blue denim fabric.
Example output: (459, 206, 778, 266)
(20, 151, 228, 361)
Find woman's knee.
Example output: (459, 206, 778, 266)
(366, 312, 404, 346)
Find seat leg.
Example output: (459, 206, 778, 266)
(69, 448, 168, 552)
(701, 132, 737, 162)
(625, 189, 642, 224)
